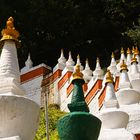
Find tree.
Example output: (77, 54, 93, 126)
(34, 104, 66, 140)
(126, 18, 140, 46)
(0, 0, 139, 68)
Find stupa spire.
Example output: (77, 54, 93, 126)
(76, 54, 83, 70)
(119, 60, 131, 89)
(108, 52, 117, 74)
(120, 60, 128, 72)
(82, 59, 93, 82)
(93, 57, 104, 78)
(25, 53, 33, 69)
(120, 47, 126, 61)
(66, 51, 75, 67)
(134, 46, 140, 63)
(58, 49, 66, 64)
(132, 46, 135, 54)
(104, 70, 118, 108)
(126, 48, 132, 69)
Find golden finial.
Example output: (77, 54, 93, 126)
(127, 48, 131, 54)
(77, 54, 80, 59)
(131, 55, 138, 64)
(132, 46, 135, 54)
(72, 64, 84, 80)
(111, 52, 115, 58)
(121, 47, 124, 54)
(105, 70, 114, 84)
(1, 17, 20, 42)
(120, 60, 128, 72)
(134, 46, 139, 55)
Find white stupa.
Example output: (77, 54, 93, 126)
(98, 70, 136, 140)
(0, 17, 40, 140)
(82, 59, 93, 82)
(65, 51, 75, 72)
(93, 57, 104, 79)
(20, 53, 33, 74)
(108, 52, 118, 75)
(117, 47, 126, 71)
(53, 49, 66, 72)
(126, 48, 132, 70)
(116, 60, 140, 105)
(75, 54, 83, 70)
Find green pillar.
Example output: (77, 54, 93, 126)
(57, 65, 101, 140)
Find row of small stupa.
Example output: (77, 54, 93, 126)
(55, 46, 140, 82)
(49, 46, 140, 140)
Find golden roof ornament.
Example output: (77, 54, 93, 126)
(1, 17, 20, 42)
(105, 70, 114, 84)
(72, 64, 84, 80)
(127, 48, 131, 54)
(77, 54, 80, 59)
(121, 47, 124, 54)
(120, 60, 128, 72)
(111, 52, 115, 58)
(132, 46, 135, 54)
(134, 46, 139, 55)
(131, 55, 138, 64)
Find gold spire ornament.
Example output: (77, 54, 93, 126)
(111, 52, 115, 58)
(72, 64, 84, 80)
(132, 46, 135, 54)
(127, 48, 131, 54)
(77, 54, 80, 59)
(134, 46, 139, 55)
(131, 55, 138, 64)
(1, 17, 20, 42)
(121, 47, 124, 54)
(120, 60, 128, 72)
(105, 70, 114, 84)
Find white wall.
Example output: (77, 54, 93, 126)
(21, 76, 43, 106)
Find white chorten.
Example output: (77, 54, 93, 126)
(103, 70, 119, 108)
(129, 55, 140, 81)
(58, 49, 66, 64)
(0, 17, 39, 140)
(134, 47, 140, 72)
(108, 52, 118, 75)
(117, 47, 126, 71)
(82, 59, 93, 82)
(65, 51, 75, 72)
(118, 60, 132, 89)
(98, 70, 135, 140)
(130, 55, 140, 93)
(53, 49, 66, 72)
(116, 60, 140, 105)
(126, 48, 132, 70)
(93, 57, 104, 79)
(25, 53, 33, 68)
(20, 53, 33, 74)
(75, 54, 83, 70)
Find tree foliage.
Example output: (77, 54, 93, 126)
(34, 104, 66, 140)
(0, 0, 140, 68)
(126, 19, 140, 46)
